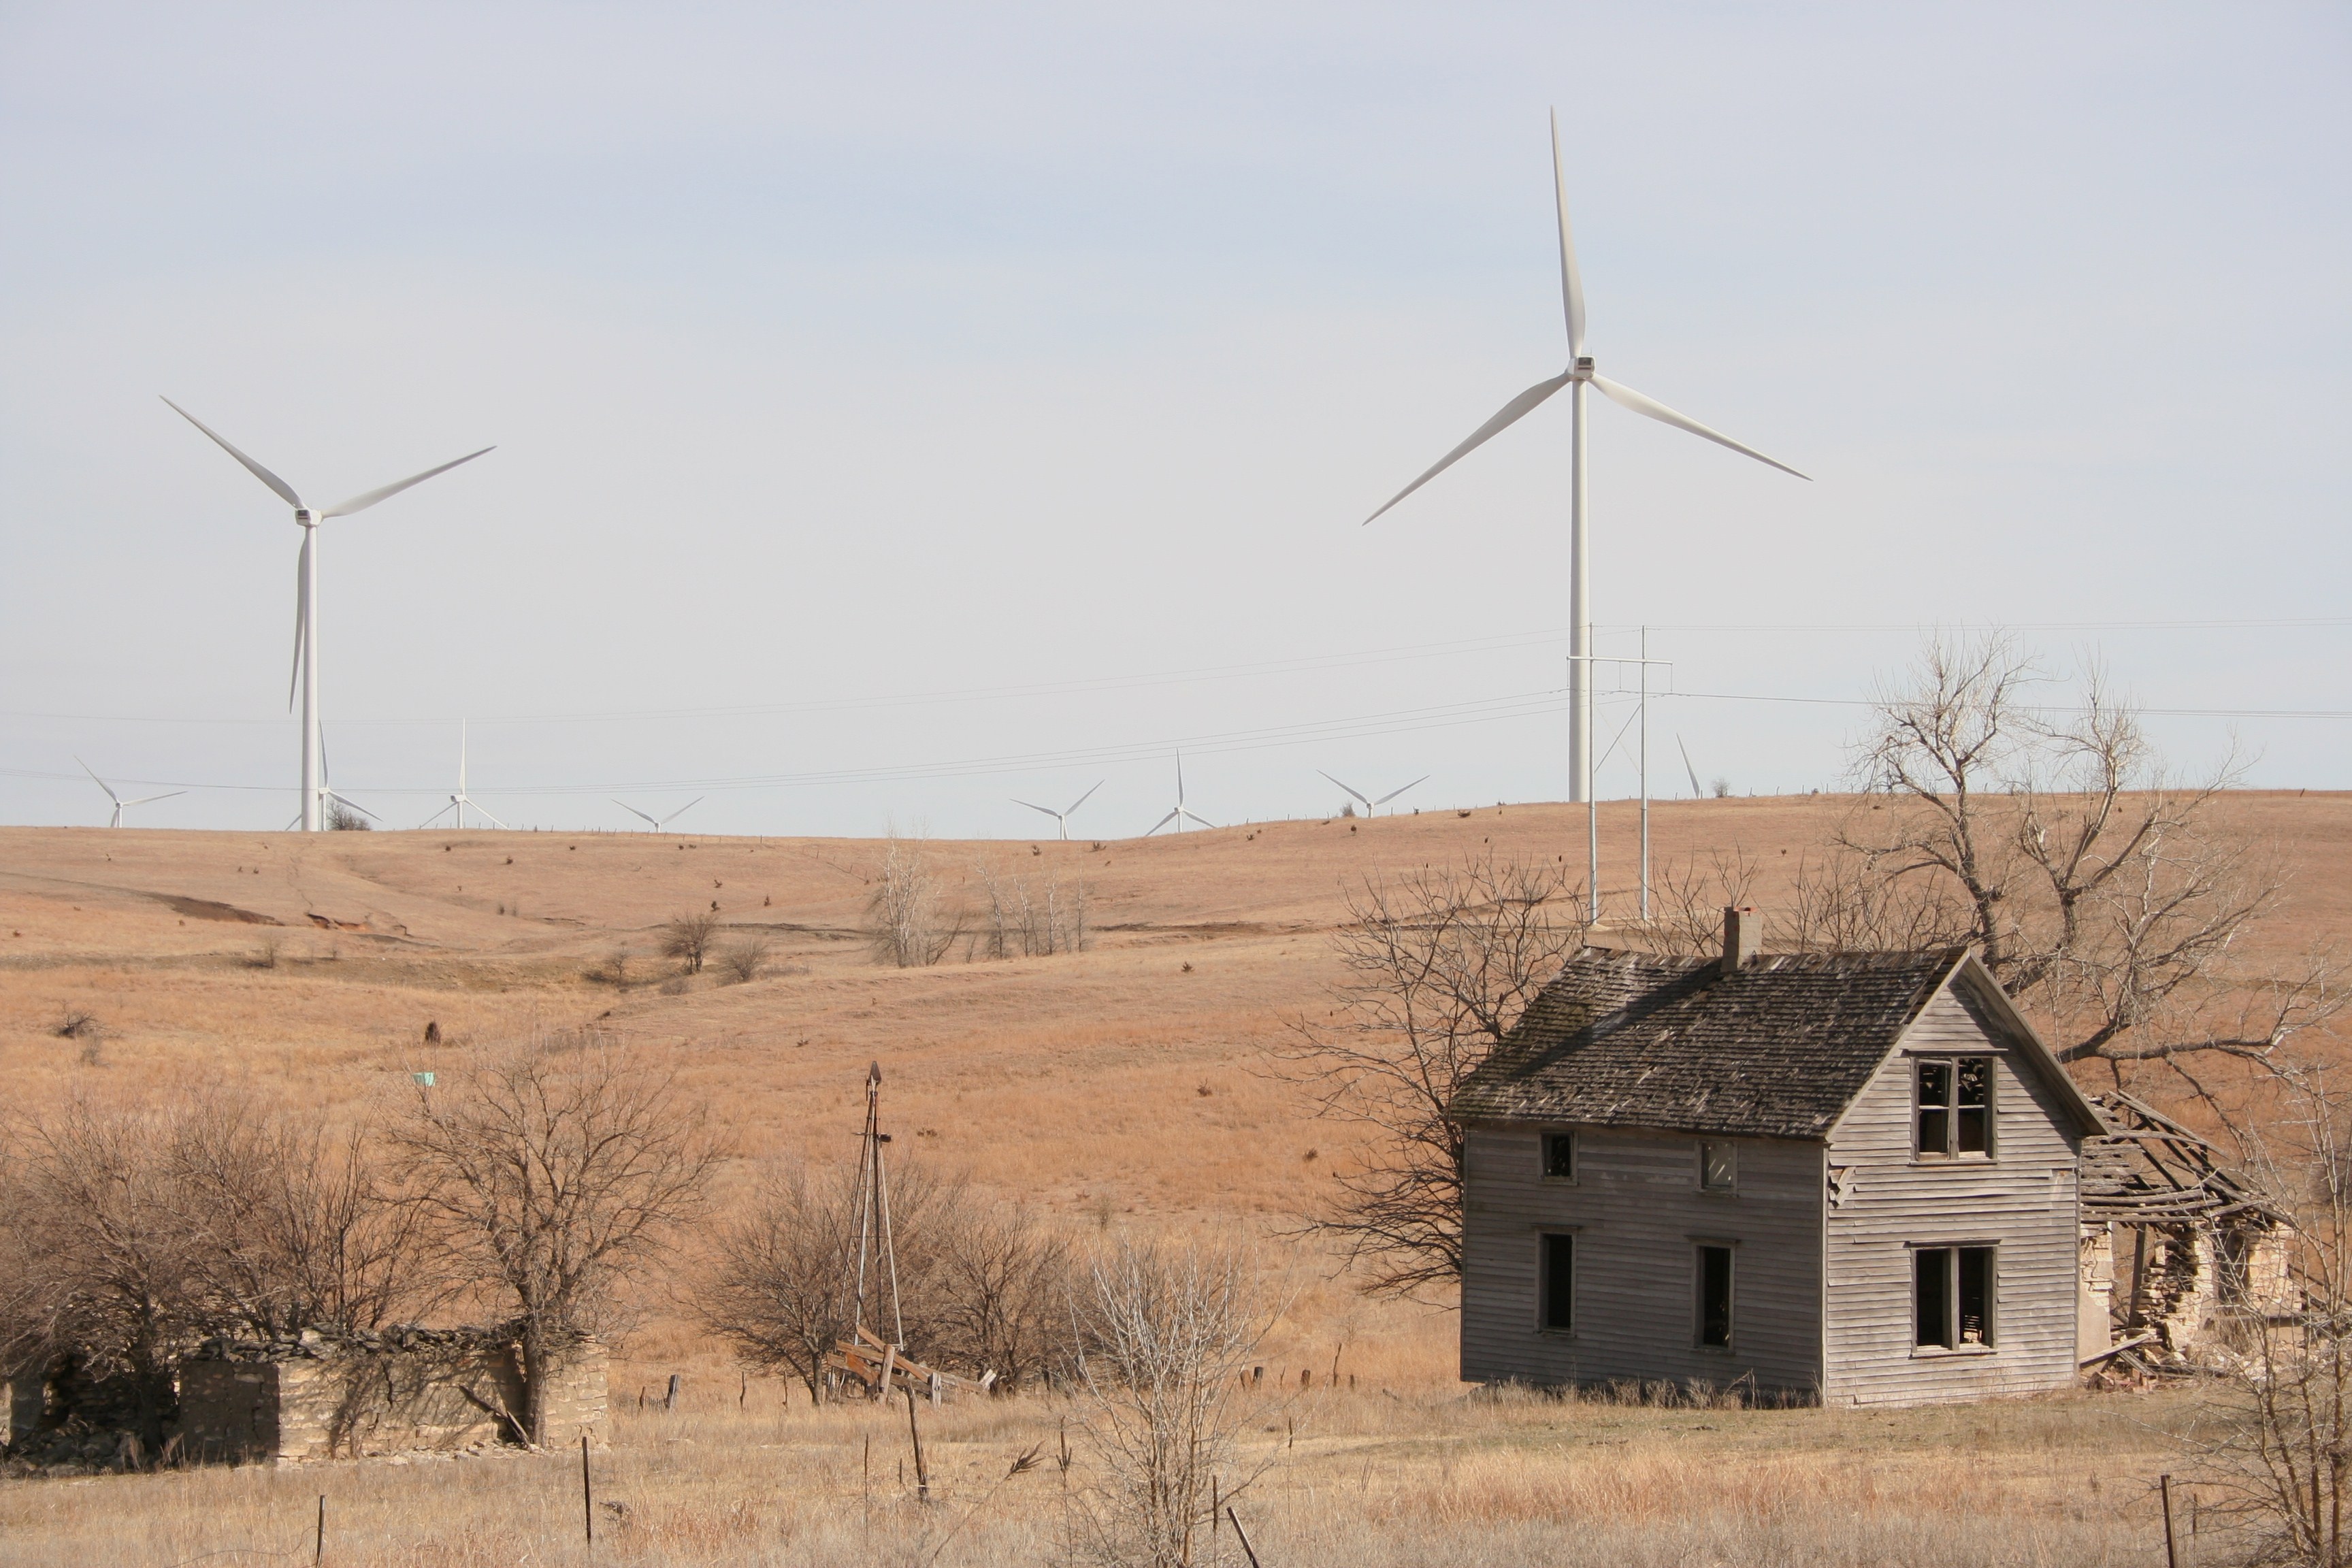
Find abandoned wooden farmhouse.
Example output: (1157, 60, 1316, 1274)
(1452, 909, 2127, 1406)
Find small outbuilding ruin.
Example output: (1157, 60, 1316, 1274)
(5, 1326, 606, 1472)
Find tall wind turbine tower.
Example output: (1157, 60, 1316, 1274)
(163, 399, 492, 831)
(1362, 113, 1808, 809)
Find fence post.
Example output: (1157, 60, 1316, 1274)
(2160, 1473, 2178, 1568)
(314, 1494, 325, 1564)
(666, 1373, 681, 1412)
(582, 1433, 594, 1550)
(905, 1386, 930, 1503)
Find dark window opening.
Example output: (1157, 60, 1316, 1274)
(1542, 1132, 1577, 1181)
(1699, 1141, 1735, 1192)
(1914, 1245, 1996, 1348)
(1539, 1233, 1574, 1333)
(1916, 1058, 1993, 1156)
(1956, 1058, 1991, 1154)
(1697, 1245, 1733, 1348)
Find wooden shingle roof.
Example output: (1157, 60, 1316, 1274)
(1450, 946, 1967, 1139)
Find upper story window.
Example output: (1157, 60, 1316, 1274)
(1915, 1057, 1994, 1156)
(1699, 1141, 1736, 1192)
(1541, 1132, 1578, 1181)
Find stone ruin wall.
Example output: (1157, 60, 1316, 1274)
(178, 1330, 606, 1464)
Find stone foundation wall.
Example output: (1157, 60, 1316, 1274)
(179, 1330, 605, 1463)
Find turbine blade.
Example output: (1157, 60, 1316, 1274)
(1064, 780, 1105, 817)
(161, 397, 305, 508)
(1013, 799, 1062, 819)
(323, 446, 495, 517)
(614, 800, 660, 829)
(325, 791, 380, 821)
(1181, 808, 1219, 830)
(289, 534, 310, 712)
(1374, 775, 1431, 806)
(477, 805, 511, 830)
(1550, 109, 1586, 357)
(419, 802, 457, 829)
(1589, 376, 1810, 480)
(121, 792, 186, 808)
(1317, 770, 1371, 808)
(1678, 735, 1705, 799)
(1364, 372, 1573, 525)
(1145, 809, 1179, 836)
(75, 756, 122, 805)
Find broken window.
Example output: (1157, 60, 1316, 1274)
(1914, 1245, 1996, 1348)
(1541, 1132, 1578, 1181)
(1699, 1141, 1736, 1192)
(1539, 1233, 1574, 1332)
(1697, 1245, 1733, 1348)
(1916, 1058, 1995, 1156)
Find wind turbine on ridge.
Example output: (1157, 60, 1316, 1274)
(76, 759, 183, 828)
(1362, 111, 1808, 814)
(614, 798, 704, 834)
(1013, 781, 1104, 841)
(421, 721, 508, 830)
(163, 398, 493, 832)
(1145, 752, 1215, 836)
(1319, 770, 1428, 818)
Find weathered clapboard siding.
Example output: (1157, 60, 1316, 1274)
(1820, 977, 2085, 1405)
(1460, 1122, 1823, 1392)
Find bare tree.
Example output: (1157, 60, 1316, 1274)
(169, 1098, 429, 1339)
(975, 866, 1090, 960)
(866, 840, 960, 968)
(930, 1202, 1077, 1393)
(698, 1161, 862, 1401)
(1838, 634, 2344, 1083)
(716, 932, 773, 984)
(1275, 853, 1588, 1300)
(389, 1033, 721, 1444)
(1067, 1241, 1275, 1568)
(3, 1098, 205, 1452)
(659, 911, 721, 975)
(2185, 1058, 2352, 1565)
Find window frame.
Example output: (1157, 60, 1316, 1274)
(1694, 1243, 1735, 1351)
(1911, 1242, 1998, 1353)
(1913, 1055, 1997, 1160)
(1537, 1232, 1575, 1335)
(1539, 1130, 1579, 1183)
(1698, 1140, 1737, 1194)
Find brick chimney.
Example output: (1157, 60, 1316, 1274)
(1721, 906, 1761, 977)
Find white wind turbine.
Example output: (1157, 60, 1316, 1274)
(1362, 112, 1808, 811)
(163, 398, 493, 832)
(1145, 752, 1215, 836)
(1319, 770, 1428, 818)
(614, 798, 704, 833)
(1013, 781, 1104, 841)
(76, 758, 184, 828)
(420, 721, 508, 830)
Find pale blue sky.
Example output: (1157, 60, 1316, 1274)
(2, 3, 2345, 837)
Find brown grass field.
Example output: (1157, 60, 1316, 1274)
(2, 791, 2347, 1564)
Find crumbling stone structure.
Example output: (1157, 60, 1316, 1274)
(178, 1326, 606, 1462)
(6, 1326, 606, 1473)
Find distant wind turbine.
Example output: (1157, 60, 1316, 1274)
(615, 798, 703, 833)
(163, 397, 492, 832)
(287, 734, 378, 830)
(1319, 770, 1428, 818)
(420, 721, 508, 830)
(1361, 112, 1808, 809)
(1013, 781, 1104, 841)
(1145, 753, 1215, 836)
(76, 758, 183, 828)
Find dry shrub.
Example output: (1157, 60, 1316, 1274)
(716, 933, 772, 984)
(1066, 1240, 1275, 1568)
